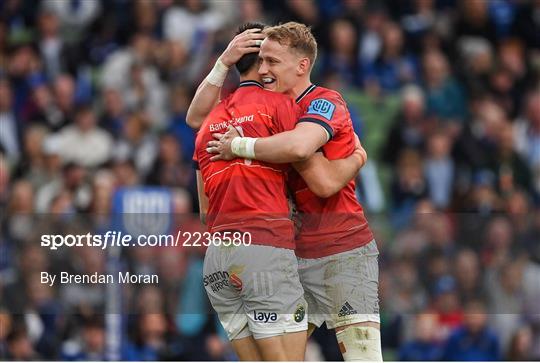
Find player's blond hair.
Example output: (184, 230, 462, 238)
(264, 22, 317, 66)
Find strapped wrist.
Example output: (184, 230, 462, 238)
(206, 59, 229, 87)
(231, 137, 257, 159)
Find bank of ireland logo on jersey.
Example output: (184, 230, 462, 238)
(294, 304, 305, 323)
(307, 98, 335, 120)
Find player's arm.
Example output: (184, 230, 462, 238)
(196, 170, 209, 225)
(208, 122, 329, 163)
(208, 97, 341, 163)
(186, 29, 264, 129)
(294, 138, 367, 198)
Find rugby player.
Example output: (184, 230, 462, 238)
(194, 23, 367, 361)
(193, 22, 382, 361)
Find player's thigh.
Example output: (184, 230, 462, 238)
(230, 332, 262, 361)
(281, 330, 308, 361)
(203, 246, 249, 341)
(235, 245, 308, 351)
(327, 240, 380, 330)
(298, 254, 332, 329)
(299, 240, 381, 330)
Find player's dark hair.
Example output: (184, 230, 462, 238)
(235, 22, 266, 75)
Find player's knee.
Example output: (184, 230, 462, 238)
(335, 324, 383, 361)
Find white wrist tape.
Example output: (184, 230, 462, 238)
(206, 59, 229, 87)
(231, 137, 257, 159)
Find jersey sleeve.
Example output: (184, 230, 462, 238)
(273, 96, 302, 133)
(298, 95, 345, 140)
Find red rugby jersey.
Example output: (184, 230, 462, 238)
(194, 80, 301, 249)
(290, 85, 374, 258)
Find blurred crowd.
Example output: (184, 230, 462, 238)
(1, 0, 539, 361)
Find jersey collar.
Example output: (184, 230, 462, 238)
(295, 84, 317, 103)
(238, 80, 264, 88)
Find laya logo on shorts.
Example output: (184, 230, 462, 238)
(253, 311, 278, 323)
(306, 98, 335, 120)
(338, 301, 358, 317)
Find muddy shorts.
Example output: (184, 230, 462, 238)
(297, 240, 380, 329)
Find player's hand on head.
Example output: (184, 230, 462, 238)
(207, 125, 240, 161)
(219, 29, 265, 67)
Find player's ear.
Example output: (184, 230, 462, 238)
(297, 57, 310, 76)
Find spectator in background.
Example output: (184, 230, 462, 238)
(390, 149, 428, 229)
(7, 44, 41, 119)
(399, 313, 443, 361)
(123, 313, 169, 361)
(99, 88, 126, 138)
(100, 33, 156, 98)
(454, 100, 506, 172)
(459, 37, 494, 92)
(24, 81, 64, 131)
(113, 111, 158, 178)
(36, 10, 63, 80)
(61, 317, 106, 361)
(163, 0, 227, 53)
(512, 0, 540, 49)
(52, 74, 77, 129)
(56, 105, 113, 168)
(60, 246, 106, 312)
(482, 216, 514, 268)
(5, 180, 35, 243)
(506, 325, 534, 361)
(16, 124, 48, 187)
(486, 260, 525, 352)
(42, 0, 101, 44)
(358, 4, 387, 66)
(514, 90, 540, 197)
(146, 134, 191, 188)
(320, 18, 361, 87)
(442, 299, 501, 361)
(424, 131, 455, 209)
(167, 86, 195, 162)
(5, 326, 40, 360)
(383, 84, 428, 165)
(0, 78, 21, 166)
(429, 275, 463, 341)
(453, 248, 482, 302)
(422, 49, 466, 135)
(455, 0, 498, 44)
(124, 60, 168, 128)
(362, 22, 419, 93)
(490, 121, 532, 195)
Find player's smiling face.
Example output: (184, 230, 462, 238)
(258, 39, 302, 96)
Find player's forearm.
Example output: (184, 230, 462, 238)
(293, 148, 366, 198)
(186, 81, 221, 129)
(324, 149, 367, 190)
(186, 59, 229, 129)
(253, 131, 320, 163)
(232, 123, 328, 163)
